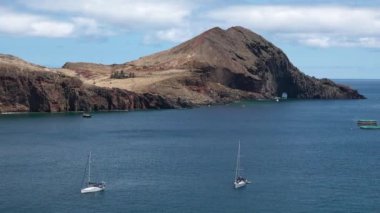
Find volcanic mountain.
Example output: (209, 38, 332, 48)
(0, 26, 364, 112)
(64, 26, 364, 105)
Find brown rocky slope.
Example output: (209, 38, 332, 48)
(0, 54, 176, 112)
(119, 26, 364, 100)
(63, 26, 364, 105)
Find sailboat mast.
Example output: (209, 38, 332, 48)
(88, 152, 91, 183)
(235, 141, 240, 180)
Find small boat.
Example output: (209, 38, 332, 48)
(82, 113, 92, 118)
(357, 120, 377, 126)
(81, 152, 105, 194)
(234, 141, 250, 189)
(359, 125, 380, 130)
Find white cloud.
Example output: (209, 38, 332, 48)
(155, 28, 193, 43)
(0, 7, 74, 37)
(29, 21, 74, 37)
(300, 36, 331, 48)
(71, 17, 113, 38)
(358, 37, 380, 48)
(0, 7, 111, 38)
(20, 0, 192, 28)
(4, 2, 380, 47)
(279, 33, 380, 48)
(206, 5, 380, 48)
(8, 0, 194, 41)
(142, 27, 194, 44)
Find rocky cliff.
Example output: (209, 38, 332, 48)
(0, 54, 176, 112)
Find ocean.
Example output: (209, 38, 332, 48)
(0, 80, 379, 212)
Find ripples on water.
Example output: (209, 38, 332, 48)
(0, 80, 379, 212)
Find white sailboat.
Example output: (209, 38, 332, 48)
(234, 141, 250, 189)
(81, 152, 105, 194)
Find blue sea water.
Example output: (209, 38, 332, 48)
(0, 80, 379, 212)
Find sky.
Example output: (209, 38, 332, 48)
(0, 0, 379, 79)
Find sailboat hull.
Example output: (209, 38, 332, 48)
(81, 186, 105, 194)
(234, 180, 247, 189)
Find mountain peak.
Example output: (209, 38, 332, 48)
(199, 26, 253, 37)
(201, 26, 224, 35)
(227, 26, 249, 32)
(125, 26, 271, 72)
(119, 26, 363, 100)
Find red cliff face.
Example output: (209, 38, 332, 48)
(0, 55, 176, 112)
